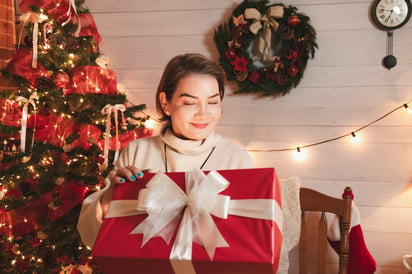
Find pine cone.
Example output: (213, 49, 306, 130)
(35, 76, 54, 91)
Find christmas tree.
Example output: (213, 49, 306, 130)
(0, 0, 152, 272)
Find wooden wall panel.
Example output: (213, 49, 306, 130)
(0, 0, 16, 89)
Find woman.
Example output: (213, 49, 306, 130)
(77, 53, 253, 248)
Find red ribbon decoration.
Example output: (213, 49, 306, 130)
(0, 101, 153, 152)
(0, 182, 88, 237)
(19, 0, 72, 25)
(78, 13, 102, 46)
(0, 99, 23, 127)
(5, 47, 51, 87)
(66, 66, 118, 96)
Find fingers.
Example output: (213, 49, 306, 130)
(114, 166, 146, 184)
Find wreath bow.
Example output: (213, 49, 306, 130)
(244, 6, 284, 61)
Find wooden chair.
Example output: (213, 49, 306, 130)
(299, 187, 353, 274)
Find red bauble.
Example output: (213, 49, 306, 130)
(53, 71, 70, 89)
(286, 50, 298, 60)
(287, 65, 300, 77)
(30, 237, 41, 247)
(225, 48, 237, 60)
(288, 14, 301, 27)
(248, 71, 261, 83)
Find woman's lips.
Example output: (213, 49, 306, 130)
(191, 123, 208, 129)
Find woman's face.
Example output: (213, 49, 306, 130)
(160, 73, 222, 140)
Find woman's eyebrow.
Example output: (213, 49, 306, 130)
(179, 93, 197, 99)
(178, 93, 220, 99)
(208, 93, 220, 99)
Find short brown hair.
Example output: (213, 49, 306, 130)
(155, 53, 225, 122)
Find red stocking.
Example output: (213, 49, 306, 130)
(328, 201, 376, 274)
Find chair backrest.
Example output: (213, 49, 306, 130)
(299, 187, 353, 274)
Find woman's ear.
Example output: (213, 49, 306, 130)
(159, 92, 170, 115)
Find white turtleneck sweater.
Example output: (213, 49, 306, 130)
(77, 127, 253, 248)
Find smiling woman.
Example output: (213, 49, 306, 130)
(77, 53, 254, 248)
(158, 74, 222, 141)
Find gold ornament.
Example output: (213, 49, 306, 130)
(21, 155, 31, 163)
(55, 177, 65, 185)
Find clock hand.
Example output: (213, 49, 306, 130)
(385, 10, 394, 22)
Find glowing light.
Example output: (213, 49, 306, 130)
(292, 147, 308, 162)
(350, 131, 361, 144)
(145, 118, 155, 129)
(404, 104, 412, 114)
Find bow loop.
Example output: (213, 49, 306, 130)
(62, 0, 81, 36)
(101, 104, 127, 168)
(16, 92, 38, 152)
(19, 12, 48, 69)
(244, 6, 284, 61)
(130, 169, 231, 261)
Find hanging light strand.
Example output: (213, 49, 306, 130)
(246, 98, 412, 152)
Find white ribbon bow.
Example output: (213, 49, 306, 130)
(16, 92, 38, 152)
(131, 169, 230, 261)
(101, 104, 126, 168)
(19, 12, 48, 69)
(244, 6, 284, 62)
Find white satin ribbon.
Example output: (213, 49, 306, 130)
(244, 6, 284, 62)
(16, 92, 38, 152)
(105, 169, 283, 273)
(101, 104, 126, 167)
(62, 0, 81, 36)
(19, 12, 48, 69)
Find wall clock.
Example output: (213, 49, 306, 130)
(370, 0, 412, 69)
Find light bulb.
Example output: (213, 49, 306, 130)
(292, 147, 308, 162)
(350, 132, 361, 144)
(145, 118, 155, 129)
(404, 104, 412, 114)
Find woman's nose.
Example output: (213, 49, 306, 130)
(196, 103, 209, 116)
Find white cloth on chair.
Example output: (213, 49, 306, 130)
(277, 177, 301, 274)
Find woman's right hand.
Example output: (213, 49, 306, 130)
(112, 165, 145, 184)
(101, 166, 146, 217)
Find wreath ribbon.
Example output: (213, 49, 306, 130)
(16, 92, 38, 152)
(244, 6, 284, 61)
(101, 104, 126, 167)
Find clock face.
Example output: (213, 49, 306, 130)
(372, 0, 412, 30)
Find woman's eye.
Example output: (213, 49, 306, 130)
(208, 101, 218, 105)
(183, 101, 196, 105)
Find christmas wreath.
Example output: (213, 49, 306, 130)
(214, 0, 318, 96)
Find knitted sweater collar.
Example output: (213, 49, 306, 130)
(159, 125, 221, 155)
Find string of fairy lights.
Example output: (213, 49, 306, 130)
(244, 98, 412, 160)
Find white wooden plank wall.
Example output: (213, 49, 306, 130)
(21, 0, 411, 272)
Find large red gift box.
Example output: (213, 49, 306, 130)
(92, 168, 283, 274)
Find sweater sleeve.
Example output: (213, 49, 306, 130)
(77, 177, 112, 248)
